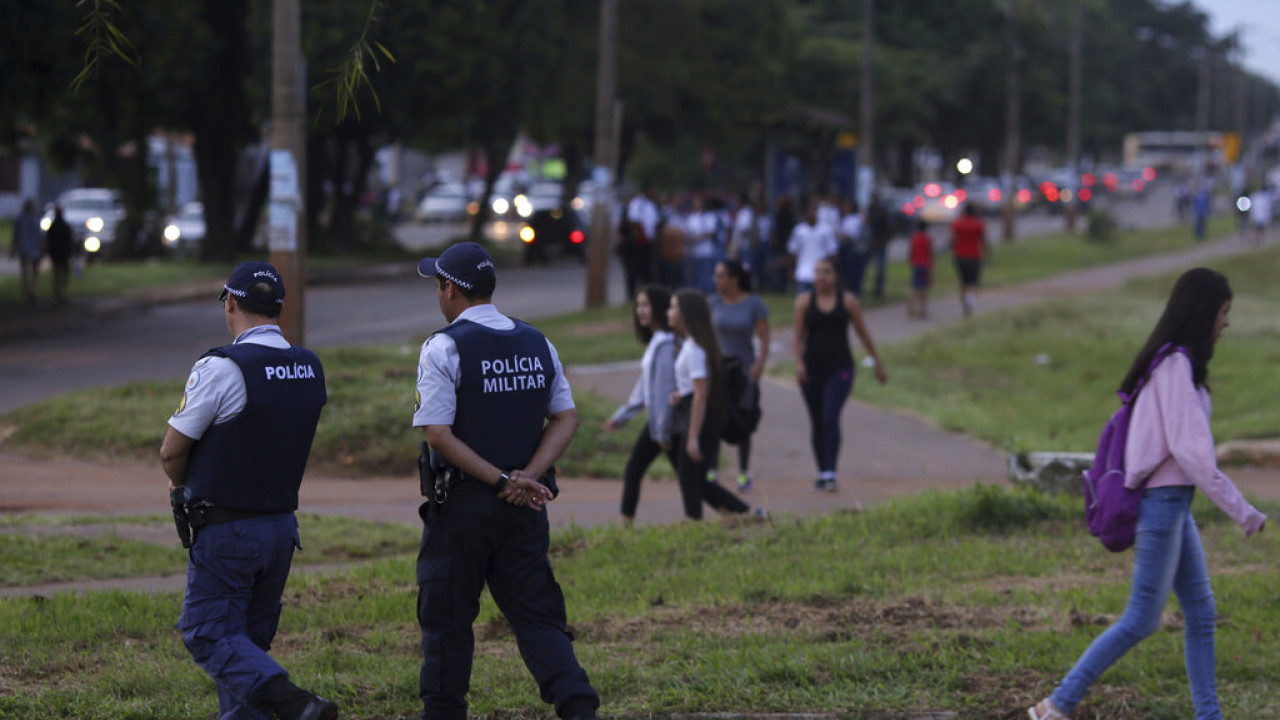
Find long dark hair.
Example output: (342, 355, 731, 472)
(1120, 267, 1231, 394)
(719, 259, 753, 294)
(673, 289, 725, 413)
(633, 285, 672, 344)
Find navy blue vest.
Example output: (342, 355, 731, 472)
(439, 319, 554, 471)
(185, 342, 327, 512)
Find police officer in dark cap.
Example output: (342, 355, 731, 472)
(160, 261, 336, 720)
(412, 242, 600, 720)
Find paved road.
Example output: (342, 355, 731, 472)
(0, 259, 629, 416)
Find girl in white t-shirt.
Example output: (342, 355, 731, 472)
(666, 289, 765, 521)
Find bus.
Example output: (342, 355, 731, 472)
(1123, 131, 1225, 175)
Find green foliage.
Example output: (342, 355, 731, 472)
(70, 0, 139, 91)
(1086, 208, 1118, 243)
(313, 0, 394, 124)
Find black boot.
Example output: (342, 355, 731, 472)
(253, 675, 339, 720)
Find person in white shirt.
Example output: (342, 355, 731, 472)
(836, 198, 868, 296)
(1248, 184, 1272, 246)
(787, 202, 839, 294)
(622, 184, 660, 297)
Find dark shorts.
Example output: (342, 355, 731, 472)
(911, 266, 931, 290)
(954, 257, 981, 287)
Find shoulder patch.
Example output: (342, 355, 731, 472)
(185, 368, 202, 391)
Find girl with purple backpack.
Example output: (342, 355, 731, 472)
(1030, 268, 1266, 720)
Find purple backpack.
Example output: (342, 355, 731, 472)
(1082, 344, 1188, 552)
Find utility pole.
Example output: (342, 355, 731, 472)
(859, 0, 875, 200)
(269, 0, 306, 343)
(1001, 0, 1022, 242)
(1064, 0, 1082, 232)
(1193, 46, 1210, 189)
(585, 0, 618, 308)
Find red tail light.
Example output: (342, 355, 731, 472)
(988, 188, 1002, 202)
(954, 189, 967, 202)
(1082, 173, 1095, 187)
(1079, 188, 1092, 202)
(1142, 167, 1156, 182)
(924, 183, 941, 198)
(1017, 188, 1032, 204)
(570, 230, 585, 244)
(1132, 179, 1145, 192)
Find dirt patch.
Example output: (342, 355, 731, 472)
(569, 596, 1050, 646)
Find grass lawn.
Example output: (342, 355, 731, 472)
(0, 513, 419, 587)
(856, 243, 1280, 456)
(2, 485, 1277, 718)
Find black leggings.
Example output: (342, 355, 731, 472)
(620, 426, 678, 519)
(799, 365, 854, 475)
(672, 413, 750, 520)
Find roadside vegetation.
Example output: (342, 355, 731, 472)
(2, 484, 1278, 719)
(856, 240, 1280, 456)
(0, 514, 418, 587)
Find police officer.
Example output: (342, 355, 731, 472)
(413, 242, 600, 720)
(160, 262, 336, 720)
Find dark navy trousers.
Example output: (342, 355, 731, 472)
(179, 513, 299, 720)
(416, 482, 598, 720)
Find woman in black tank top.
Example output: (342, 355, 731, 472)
(791, 257, 888, 494)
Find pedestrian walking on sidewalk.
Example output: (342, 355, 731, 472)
(605, 285, 678, 527)
(11, 199, 43, 305)
(160, 262, 336, 720)
(949, 203, 987, 317)
(710, 260, 769, 492)
(45, 206, 75, 303)
(793, 257, 887, 493)
(1030, 267, 1266, 720)
(667, 289, 766, 520)
(412, 242, 601, 720)
(907, 220, 933, 320)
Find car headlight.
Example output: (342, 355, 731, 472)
(520, 226, 536, 243)
(515, 197, 533, 218)
(164, 224, 181, 244)
(492, 198, 510, 215)
(86, 217, 104, 233)
(84, 236, 102, 253)
(40, 217, 52, 231)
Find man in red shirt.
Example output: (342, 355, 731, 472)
(949, 203, 987, 317)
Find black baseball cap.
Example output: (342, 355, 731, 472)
(418, 242, 496, 294)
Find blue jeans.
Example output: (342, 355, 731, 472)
(1051, 486, 1219, 719)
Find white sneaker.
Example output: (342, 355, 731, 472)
(1028, 698, 1071, 720)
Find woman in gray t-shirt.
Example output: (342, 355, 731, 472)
(709, 259, 770, 492)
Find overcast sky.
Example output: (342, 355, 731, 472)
(1194, 0, 1280, 85)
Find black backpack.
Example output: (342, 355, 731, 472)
(721, 356, 762, 445)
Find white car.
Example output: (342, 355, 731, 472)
(163, 202, 206, 254)
(41, 188, 125, 256)
(416, 182, 471, 223)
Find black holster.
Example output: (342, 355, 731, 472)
(170, 487, 193, 549)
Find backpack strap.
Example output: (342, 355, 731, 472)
(1119, 343, 1188, 405)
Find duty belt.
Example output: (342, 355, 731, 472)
(189, 506, 288, 528)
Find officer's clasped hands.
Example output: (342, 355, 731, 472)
(498, 470, 553, 509)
